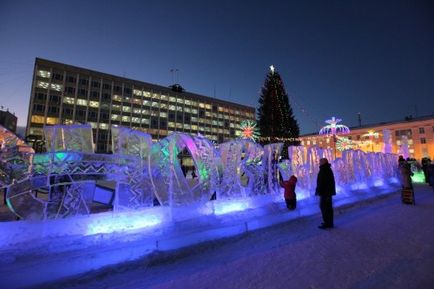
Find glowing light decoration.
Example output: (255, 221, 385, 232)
(240, 120, 260, 142)
(336, 136, 353, 151)
(319, 116, 350, 136)
(362, 130, 379, 138)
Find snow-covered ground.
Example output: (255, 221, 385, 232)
(36, 184, 434, 289)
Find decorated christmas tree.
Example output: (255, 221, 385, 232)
(257, 65, 300, 147)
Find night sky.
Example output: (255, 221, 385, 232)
(1, 0, 433, 134)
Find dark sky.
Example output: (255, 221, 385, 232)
(1, 0, 433, 134)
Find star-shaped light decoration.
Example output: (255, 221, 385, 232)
(240, 120, 260, 142)
(336, 136, 353, 151)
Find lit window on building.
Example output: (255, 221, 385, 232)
(199, 103, 205, 108)
(111, 114, 120, 121)
(176, 98, 183, 104)
(184, 107, 191, 113)
(191, 125, 198, 130)
(396, 140, 401, 145)
(142, 100, 149, 106)
(161, 94, 168, 101)
(160, 112, 167, 118)
(50, 83, 63, 91)
(168, 122, 175, 128)
(152, 93, 159, 99)
(205, 111, 211, 117)
(169, 96, 176, 103)
(132, 117, 140, 123)
(141, 119, 149, 124)
(141, 109, 149, 115)
(235, 130, 241, 136)
(185, 99, 191, 105)
(408, 139, 413, 145)
(122, 116, 130, 122)
(113, 95, 122, 102)
(176, 123, 182, 128)
(89, 101, 99, 108)
(37, 81, 49, 89)
(77, 99, 88, 106)
(46, 117, 59, 125)
(88, 122, 97, 128)
(31, 115, 45, 124)
(63, 119, 73, 125)
(133, 89, 142, 96)
(409, 149, 415, 153)
(151, 102, 159, 107)
(176, 106, 183, 111)
(143, 91, 151, 97)
(160, 103, 167, 109)
(169, 105, 176, 111)
(63, 97, 75, 104)
(99, 123, 108, 129)
(133, 108, 141, 114)
(132, 98, 141, 105)
(122, 106, 131, 112)
(112, 105, 121, 111)
(37, 70, 51, 78)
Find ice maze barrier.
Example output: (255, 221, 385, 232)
(150, 132, 220, 207)
(287, 145, 399, 196)
(0, 125, 33, 189)
(2, 125, 400, 221)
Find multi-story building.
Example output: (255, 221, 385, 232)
(299, 115, 434, 160)
(0, 109, 17, 133)
(27, 58, 256, 153)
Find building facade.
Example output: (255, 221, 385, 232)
(27, 58, 256, 153)
(0, 109, 17, 133)
(299, 115, 434, 160)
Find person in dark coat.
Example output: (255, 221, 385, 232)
(315, 158, 336, 229)
(427, 163, 434, 193)
(280, 175, 297, 210)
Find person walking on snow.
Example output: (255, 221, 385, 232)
(315, 158, 336, 229)
(280, 175, 297, 210)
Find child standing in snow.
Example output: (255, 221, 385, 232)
(280, 175, 297, 210)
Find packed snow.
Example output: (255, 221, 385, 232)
(36, 184, 434, 289)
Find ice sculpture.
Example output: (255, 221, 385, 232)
(150, 133, 219, 207)
(111, 126, 154, 210)
(2, 124, 399, 221)
(44, 124, 94, 153)
(0, 125, 33, 189)
(263, 143, 283, 194)
(398, 135, 410, 159)
(219, 140, 244, 199)
(382, 129, 392, 154)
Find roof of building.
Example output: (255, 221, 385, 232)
(300, 114, 434, 137)
(35, 58, 256, 112)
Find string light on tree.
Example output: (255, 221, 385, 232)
(240, 120, 260, 142)
(257, 65, 300, 151)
